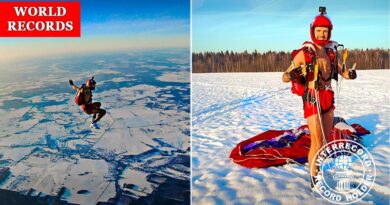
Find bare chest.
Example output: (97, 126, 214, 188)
(316, 50, 332, 80)
(84, 90, 92, 102)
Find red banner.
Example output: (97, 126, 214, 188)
(0, 2, 80, 37)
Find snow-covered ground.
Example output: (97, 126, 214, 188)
(192, 70, 389, 205)
(0, 50, 190, 204)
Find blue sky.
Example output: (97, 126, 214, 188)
(81, 0, 189, 36)
(0, 0, 190, 61)
(192, 0, 389, 52)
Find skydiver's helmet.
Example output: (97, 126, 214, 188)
(310, 6, 333, 46)
(86, 77, 96, 90)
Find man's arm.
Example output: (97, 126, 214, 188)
(336, 57, 357, 80)
(282, 65, 293, 82)
(282, 51, 305, 83)
(69, 80, 80, 91)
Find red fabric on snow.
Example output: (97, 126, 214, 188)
(229, 124, 370, 168)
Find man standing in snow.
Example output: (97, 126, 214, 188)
(281, 7, 357, 188)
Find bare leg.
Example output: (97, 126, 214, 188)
(322, 109, 334, 142)
(307, 114, 325, 177)
(92, 108, 106, 123)
(92, 102, 101, 108)
(92, 102, 101, 120)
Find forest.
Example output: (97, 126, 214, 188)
(192, 49, 389, 73)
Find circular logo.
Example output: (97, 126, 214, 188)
(311, 140, 376, 204)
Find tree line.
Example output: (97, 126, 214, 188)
(192, 49, 389, 73)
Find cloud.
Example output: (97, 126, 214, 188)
(82, 18, 189, 36)
(0, 18, 190, 63)
(0, 35, 189, 63)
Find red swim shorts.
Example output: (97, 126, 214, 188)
(302, 88, 335, 119)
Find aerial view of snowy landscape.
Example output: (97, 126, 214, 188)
(192, 70, 389, 205)
(0, 49, 190, 204)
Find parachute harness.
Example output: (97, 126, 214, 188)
(311, 44, 348, 146)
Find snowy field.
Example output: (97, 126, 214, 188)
(0, 50, 190, 204)
(192, 70, 389, 205)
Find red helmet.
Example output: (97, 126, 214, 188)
(310, 8, 333, 46)
(86, 77, 96, 90)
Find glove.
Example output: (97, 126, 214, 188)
(69, 80, 74, 86)
(289, 67, 304, 80)
(348, 70, 357, 79)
